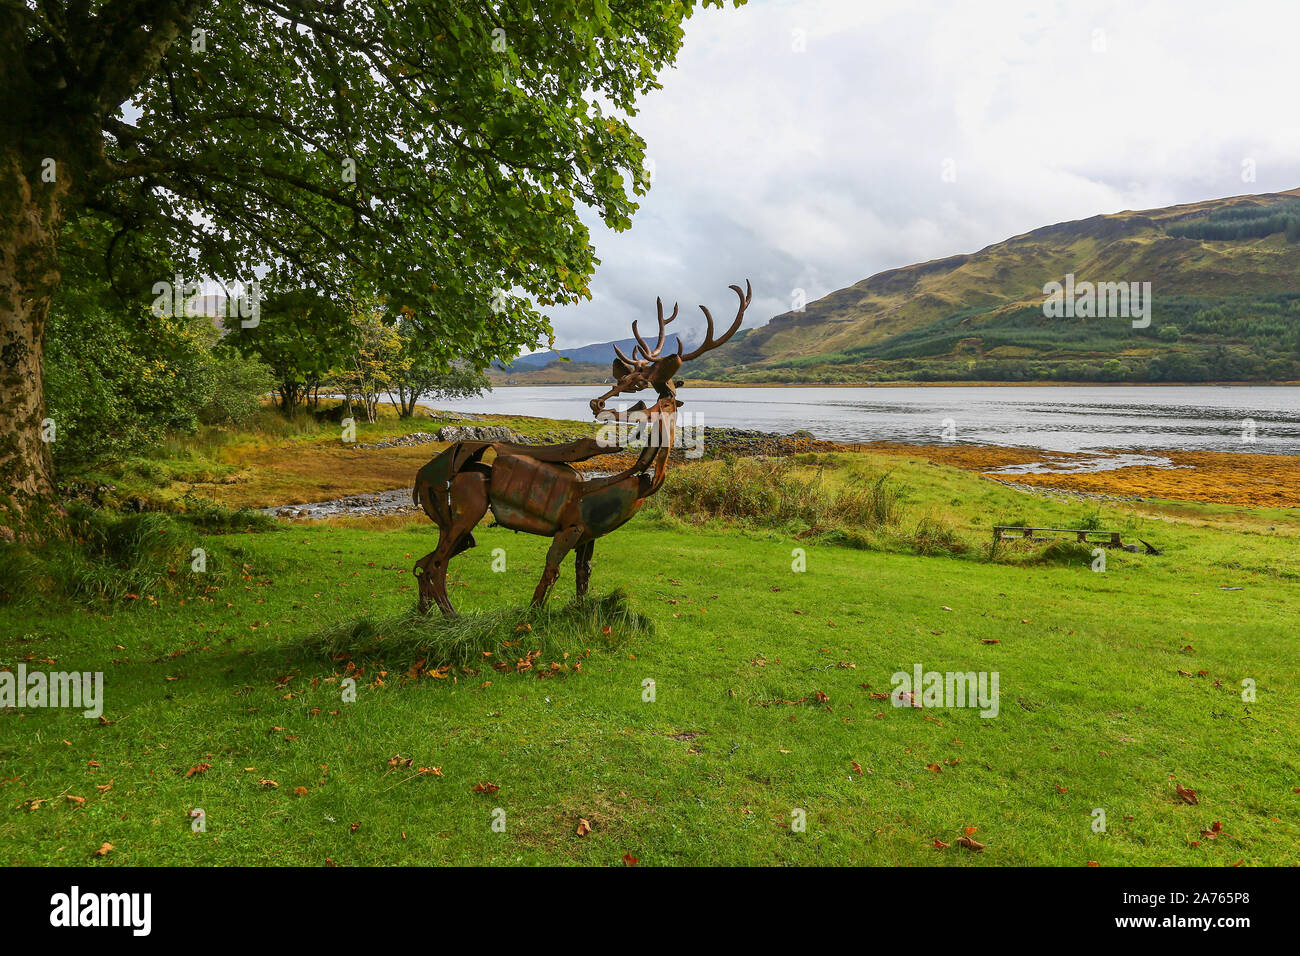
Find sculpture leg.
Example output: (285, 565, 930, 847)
(574, 539, 594, 599)
(416, 471, 489, 615)
(415, 542, 456, 615)
(532, 526, 583, 607)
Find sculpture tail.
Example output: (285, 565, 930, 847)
(414, 443, 459, 528)
(414, 441, 492, 528)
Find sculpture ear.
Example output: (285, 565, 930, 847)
(612, 358, 633, 379)
(648, 354, 683, 384)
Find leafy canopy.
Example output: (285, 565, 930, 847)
(18, 0, 737, 368)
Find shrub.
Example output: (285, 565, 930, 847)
(989, 538, 1095, 567)
(44, 298, 217, 465)
(909, 513, 968, 556)
(172, 495, 277, 533)
(199, 348, 276, 425)
(1032, 541, 1096, 566)
(1076, 506, 1104, 531)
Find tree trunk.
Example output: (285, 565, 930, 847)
(276, 380, 304, 413)
(0, 150, 68, 542)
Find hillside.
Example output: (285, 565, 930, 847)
(504, 189, 1300, 385)
(688, 188, 1300, 383)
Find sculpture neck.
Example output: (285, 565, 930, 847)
(645, 401, 677, 493)
(583, 396, 678, 497)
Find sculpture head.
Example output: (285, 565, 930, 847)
(589, 280, 752, 418)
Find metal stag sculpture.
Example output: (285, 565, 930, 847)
(412, 280, 752, 614)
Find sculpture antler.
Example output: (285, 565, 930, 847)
(679, 279, 751, 361)
(633, 297, 679, 359)
(611, 340, 640, 368)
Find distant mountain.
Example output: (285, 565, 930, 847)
(681, 188, 1300, 384)
(492, 333, 692, 383)
(500, 334, 685, 370)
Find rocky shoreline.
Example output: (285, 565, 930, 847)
(352, 422, 841, 458)
(264, 488, 421, 520)
(263, 422, 839, 519)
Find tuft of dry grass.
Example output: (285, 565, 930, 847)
(648, 456, 905, 534)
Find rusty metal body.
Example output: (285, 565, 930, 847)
(489, 455, 581, 535)
(413, 281, 751, 613)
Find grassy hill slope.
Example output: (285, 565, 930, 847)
(684, 188, 1300, 384)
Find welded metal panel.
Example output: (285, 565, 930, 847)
(490, 455, 578, 526)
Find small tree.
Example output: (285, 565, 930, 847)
(386, 319, 491, 417)
(45, 290, 216, 466)
(225, 290, 353, 414)
(337, 305, 401, 424)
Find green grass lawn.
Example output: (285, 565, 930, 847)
(3, 454, 1299, 866)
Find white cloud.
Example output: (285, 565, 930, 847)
(538, 0, 1300, 350)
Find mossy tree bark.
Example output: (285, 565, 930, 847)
(0, 2, 190, 540)
(0, 145, 70, 540)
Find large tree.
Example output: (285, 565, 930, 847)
(0, 0, 732, 538)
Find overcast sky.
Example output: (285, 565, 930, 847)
(535, 0, 1300, 351)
